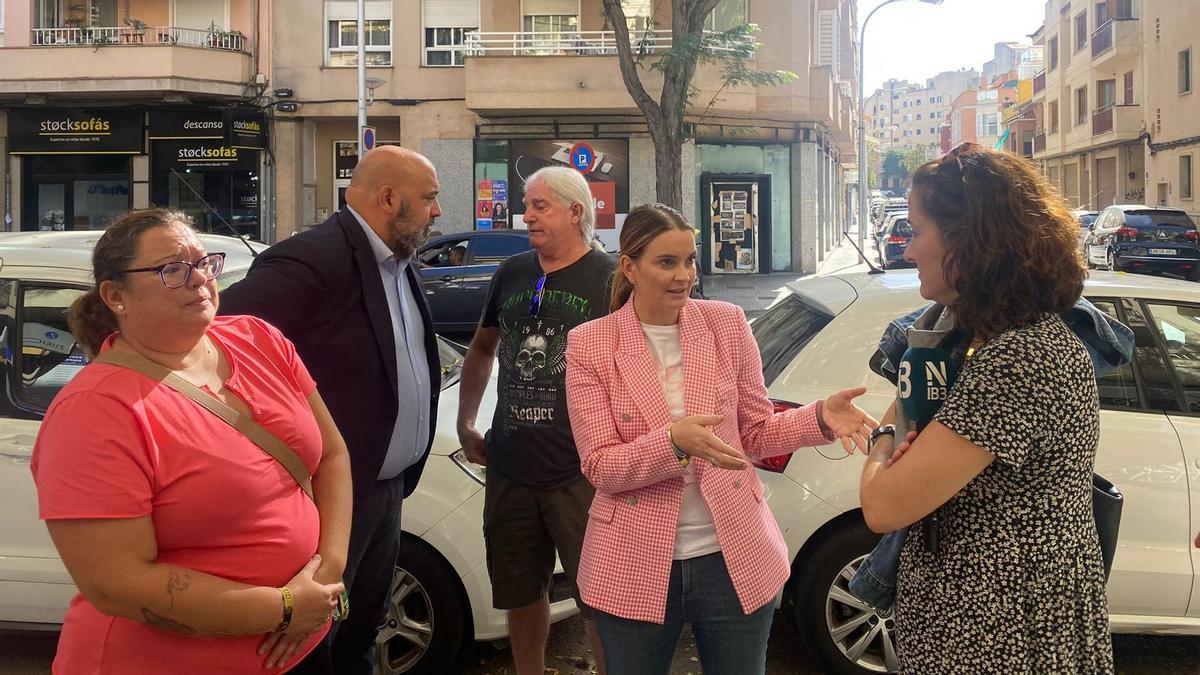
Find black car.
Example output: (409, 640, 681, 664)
(1085, 206, 1200, 281)
(417, 230, 532, 331)
(875, 216, 913, 269)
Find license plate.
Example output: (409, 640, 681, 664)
(1149, 248, 1176, 255)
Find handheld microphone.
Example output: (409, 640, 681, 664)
(897, 346, 959, 433)
(896, 346, 959, 553)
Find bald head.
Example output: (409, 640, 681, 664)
(344, 145, 442, 259)
(347, 145, 434, 197)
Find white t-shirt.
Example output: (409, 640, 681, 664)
(640, 322, 721, 560)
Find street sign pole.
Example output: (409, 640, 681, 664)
(356, 0, 367, 160)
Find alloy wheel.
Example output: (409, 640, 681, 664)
(1106, 249, 1116, 271)
(376, 568, 435, 674)
(825, 554, 899, 673)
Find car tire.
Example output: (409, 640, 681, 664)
(793, 519, 897, 675)
(1106, 249, 1117, 271)
(375, 536, 470, 675)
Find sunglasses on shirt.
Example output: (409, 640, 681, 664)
(530, 274, 547, 317)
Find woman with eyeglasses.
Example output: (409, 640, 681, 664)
(563, 204, 877, 675)
(30, 209, 352, 674)
(858, 143, 1114, 672)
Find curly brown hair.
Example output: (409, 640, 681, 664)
(910, 142, 1084, 338)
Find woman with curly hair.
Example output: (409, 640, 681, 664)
(858, 143, 1113, 673)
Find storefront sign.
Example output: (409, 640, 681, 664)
(225, 109, 267, 149)
(9, 108, 143, 155)
(508, 139, 629, 230)
(149, 110, 225, 140)
(156, 140, 258, 171)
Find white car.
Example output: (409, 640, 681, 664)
(0, 231, 578, 675)
(752, 270, 1200, 673)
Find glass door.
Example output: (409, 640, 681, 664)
(35, 183, 67, 231)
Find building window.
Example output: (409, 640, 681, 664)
(1123, 70, 1135, 104)
(1180, 48, 1193, 94)
(524, 14, 578, 33)
(328, 20, 392, 66)
(1076, 86, 1088, 125)
(916, 129, 922, 135)
(976, 112, 1000, 137)
(705, 0, 747, 31)
(978, 89, 998, 101)
(916, 113, 922, 120)
(1049, 36, 1059, 70)
(1049, 100, 1059, 133)
(1098, 79, 1116, 108)
(1182, 155, 1194, 200)
(424, 27, 473, 66)
(1074, 12, 1087, 52)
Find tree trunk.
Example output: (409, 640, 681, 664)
(653, 129, 685, 210)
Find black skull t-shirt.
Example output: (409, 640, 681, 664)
(480, 248, 614, 488)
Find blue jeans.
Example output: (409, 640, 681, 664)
(591, 552, 775, 675)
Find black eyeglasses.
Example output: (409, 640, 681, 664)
(120, 252, 226, 289)
(529, 274, 547, 317)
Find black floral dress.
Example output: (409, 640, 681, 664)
(894, 315, 1114, 674)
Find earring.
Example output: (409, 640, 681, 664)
(116, 304, 125, 312)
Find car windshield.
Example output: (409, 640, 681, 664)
(1122, 211, 1197, 242)
(751, 295, 833, 387)
(891, 219, 912, 236)
(1080, 214, 1098, 228)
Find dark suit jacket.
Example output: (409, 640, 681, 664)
(219, 209, 440, 499)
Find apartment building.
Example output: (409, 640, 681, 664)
(0, 0, 271, 238)
(270, 0, 859, 275)
(863, 68, 977, 162)
(1140, 0, 1199, 219)
(1030, 0, 1142, 210)
(945, 72, 1020, 152)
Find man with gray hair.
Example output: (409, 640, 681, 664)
(457, 165, 613, 674)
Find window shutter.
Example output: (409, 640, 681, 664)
(327, 1, 392, 21)
(424, 0, 479, 28)
(816, 9, 838, 70)
(522, 0, 578, 16)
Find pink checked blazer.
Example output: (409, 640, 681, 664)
(565, 299, 832, 624)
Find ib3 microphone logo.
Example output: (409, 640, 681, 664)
(897, 358, 952, 401)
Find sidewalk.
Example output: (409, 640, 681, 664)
(702, 227, 880, 317)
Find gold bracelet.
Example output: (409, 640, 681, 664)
(667, 424, 689, 468)
(276, 586, 294, 632)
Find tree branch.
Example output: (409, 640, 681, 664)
(602, 0, 662, 124)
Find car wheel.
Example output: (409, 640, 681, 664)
(376, 537, 469, 675)
(794, 519, 897, 675)
(1106, 249, 1116, 271)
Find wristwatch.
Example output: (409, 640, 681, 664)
(869, 424, 897, 448)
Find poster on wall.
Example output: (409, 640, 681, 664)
(491, 179, 509, 228)
(476, 179, 494, 229)
(709, 181, 759, 274)
(508, 139, 629, 242)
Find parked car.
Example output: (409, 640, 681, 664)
(751, 270, 1200, 673)
(1084, 205, 1200, 281)
(417, 230, 532, 332)
(874, 215, 912, 269)
(872, 201, 908, 238)
(0, 231, 577, 675)
(1073, 208, 1101, 253)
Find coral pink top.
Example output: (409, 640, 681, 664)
(32, 315, 328, 674)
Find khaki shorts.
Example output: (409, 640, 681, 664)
(483, 466, 594, 618)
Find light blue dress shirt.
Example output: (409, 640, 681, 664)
(347, 206, 432, 480)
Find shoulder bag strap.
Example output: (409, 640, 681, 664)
(93, 349, 314, 500)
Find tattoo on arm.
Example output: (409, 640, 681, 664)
(166, 571, 190, 611)
(141, 607, 198, 635)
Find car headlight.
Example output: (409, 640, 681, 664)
(450, 448, 486, 485)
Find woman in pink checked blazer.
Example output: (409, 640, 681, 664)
(564, 204, 877, 675)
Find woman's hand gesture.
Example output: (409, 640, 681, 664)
(822, 387, 879, 455)
(670, 415, 748, 470)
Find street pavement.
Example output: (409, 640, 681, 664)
(702, 228, 880, 319)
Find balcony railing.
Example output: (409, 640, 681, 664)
(1093, 104, 1114, 134)
(31, 25, 245, 51)
(463, 29, 754, 58)
(1034, 131, 1046, 153)
(1091, 20, 1114, 57)
(1033, 70, 1046, 94)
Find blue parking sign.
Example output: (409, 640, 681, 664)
(569, 142, 595, 173)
